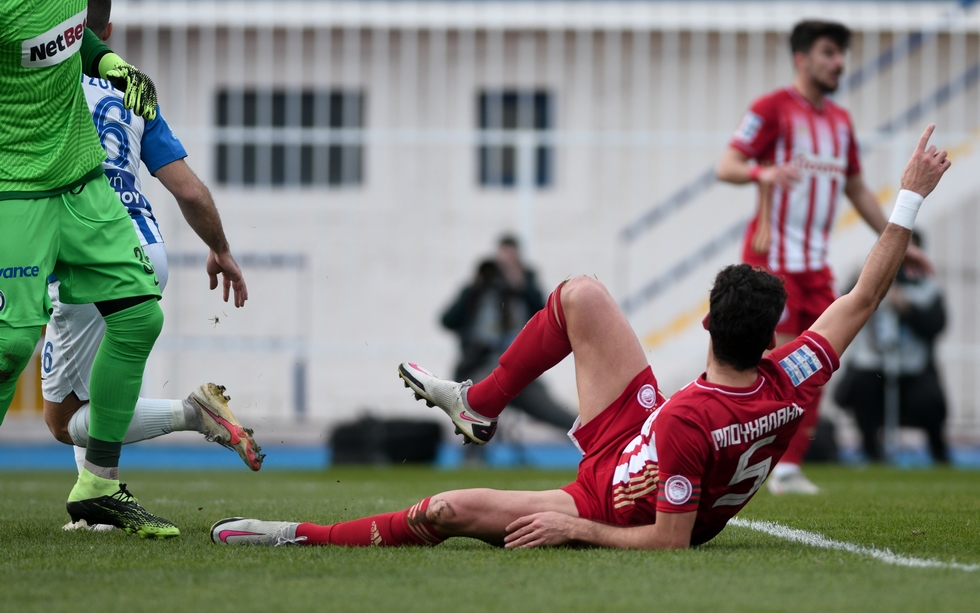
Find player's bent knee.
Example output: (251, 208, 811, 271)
(143, 299, 165, 339)
(425, 490, 496, 531)
(42, 400, 76, 445)
(125, 297, 165, 340)
(424, 494, 461, 530)
(44, 421, 74, 445)
(0, 325, 42, 384)
(103, 298, 164, 349)
(561, 276, 612, 310)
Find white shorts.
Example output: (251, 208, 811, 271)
(41, 242, 169, 403)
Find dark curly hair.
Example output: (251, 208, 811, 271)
(708, 264, 787, 371)
(790, 20, 851, 55)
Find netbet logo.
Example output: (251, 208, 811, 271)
(0, 266, 41, 279)
(21, 10, 87, 69)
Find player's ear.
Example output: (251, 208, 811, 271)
(102, 22, 113, 42)
(702, 312, 710, 330)
(766, 333, 777, 351)
(792, 50, 807, 72)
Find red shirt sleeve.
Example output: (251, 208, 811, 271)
(767, 331, 841, 406)
(729, 93, 781, 160)
(654, 411, 707, 514)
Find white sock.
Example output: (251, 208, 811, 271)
(67, 397, 190, 447)
(73, 445, 86, 475)
(127, 398, 182, 442)
(772, 462, 801, 479)
(178, 398, 203, 432)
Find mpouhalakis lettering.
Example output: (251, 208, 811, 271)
(710, 404, 804, 451)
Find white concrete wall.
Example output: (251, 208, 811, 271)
(72, 1, 980, 442)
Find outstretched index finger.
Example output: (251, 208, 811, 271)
(916, 124, 936, 153)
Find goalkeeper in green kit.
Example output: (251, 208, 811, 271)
(1, 1, 178, 537)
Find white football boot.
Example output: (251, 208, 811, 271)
(62, 518, 116, 532)
(397, 362, 497, 445)
(189, 383, 265, 471)
(210, 518, 306, 546)
(766, 470, 820, 495)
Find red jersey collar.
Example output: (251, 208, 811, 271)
(694, 373, 766, 396)
(787, 86, 830, 114)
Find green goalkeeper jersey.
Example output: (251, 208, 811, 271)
(0, 0, 113, 200)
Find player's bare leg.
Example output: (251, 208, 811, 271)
(43, 392, 86, 445)
(423, 488, 579, 545)
(211, 487, 578, 547)
(558, 276, 649, 425)
(400, 276, 649, 443)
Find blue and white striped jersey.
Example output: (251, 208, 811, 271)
(81, 76, 187, 245)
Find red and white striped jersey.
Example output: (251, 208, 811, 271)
(611, 332, 840, 546)
(730, 88, 861, 273)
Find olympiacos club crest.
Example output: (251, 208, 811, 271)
(637, 384, 657, 409)
(664, 475, 693, 505)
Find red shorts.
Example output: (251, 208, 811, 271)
(742, 256, 837, 336)
(775, 268, 837, 335)
(561, 367, 661, 526)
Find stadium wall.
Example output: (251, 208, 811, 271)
(9, 1, 980, 447)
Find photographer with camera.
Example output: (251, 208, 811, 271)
(441, 236, 575, 438)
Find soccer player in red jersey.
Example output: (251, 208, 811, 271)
(212, 126, 948, 549)
(715, 20, 932, 494)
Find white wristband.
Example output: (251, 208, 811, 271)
(889, 189, 923, 230)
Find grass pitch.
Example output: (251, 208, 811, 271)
(1, 465, 978, 613)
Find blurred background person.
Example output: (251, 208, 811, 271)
(441, 235, 575, 442)
(834, 231, 949, 464)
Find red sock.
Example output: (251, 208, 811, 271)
(295, 497, 445, 547)
(465, 283, 572, 418)
(782, 388, 822, 465)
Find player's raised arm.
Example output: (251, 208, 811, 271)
(810, 124, 950, 357)
(153, 159, 249, 308)
(845, 172, 934, 275)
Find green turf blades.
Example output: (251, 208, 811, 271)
(4, 467, 976, 612)
(66, 482, 179, 539)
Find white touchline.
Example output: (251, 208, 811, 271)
(729, 517, 980, 572)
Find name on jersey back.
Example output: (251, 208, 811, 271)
(710, 404, 804, 451)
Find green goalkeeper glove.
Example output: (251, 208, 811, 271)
(98, 52, 158, 121)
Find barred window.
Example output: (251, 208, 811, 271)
(478, 90, 553, 188)
(215, 89, 364, 187)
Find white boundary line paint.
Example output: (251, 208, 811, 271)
(729, 518, 980, 572)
